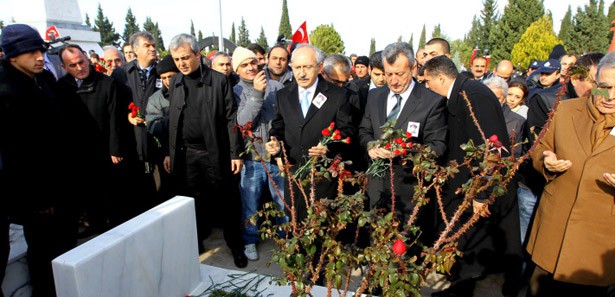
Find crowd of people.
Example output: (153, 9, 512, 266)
(1, 22, 614, 297)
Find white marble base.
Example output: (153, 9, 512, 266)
(52, 196, 202, 297)
(197, 264, 374, 297)
(2, 224, 32, 297)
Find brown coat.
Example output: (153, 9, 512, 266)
(528, 97, 615, 286)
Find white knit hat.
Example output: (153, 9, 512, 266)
(232, 46, 257, 72)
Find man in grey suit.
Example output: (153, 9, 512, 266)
(358, 42, 447, 243)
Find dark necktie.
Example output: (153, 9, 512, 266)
(139, 68, 148, 91)
(386, 94, 402, 122)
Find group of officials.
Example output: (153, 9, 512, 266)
(1, 22, 615, 297)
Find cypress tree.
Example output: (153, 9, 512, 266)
(511, 14, 563, 70)
(237, 17, 251, 47)
(409, 33, 414, 50)
(465, 15, 481, 50)
(93, 4, 120, 46)
(570, 0, 609, 54)
(198, 30, 204, 42)
(143, 17, 164, 52)
(369, 38, 376, 56)
(122, 8, 140, 44)
(190, 20, 195, 37)
(230, 22, 236, 44)
(278, 0, 292, 39)
(607, 1, 615, 43)
(84, 13, 91, 27)
(480, 0, 498, 51)
(431, 24, 442, 39)
(418, 24, 426, 49)
(558, 5, 574, 51)
(256, 26, 269, 52)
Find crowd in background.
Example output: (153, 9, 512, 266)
(1, 23, 615, 297)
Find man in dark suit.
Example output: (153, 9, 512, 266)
(266, 44, 354, 221)
(167, 33, 247, 268)
(423, 56, 522, 297)
(358, 42, 447, 242)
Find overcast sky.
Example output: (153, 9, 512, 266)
(2, 0, 601, 55)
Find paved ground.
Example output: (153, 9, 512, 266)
(198, 227, 527, 296)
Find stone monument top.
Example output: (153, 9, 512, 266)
(7, 0, 103, 55)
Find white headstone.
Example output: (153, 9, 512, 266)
(8, 0, 103, 54)
(51, 196, 204, 297)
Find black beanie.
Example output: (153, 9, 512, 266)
(1, 24, 48, 58)
(156, 54, 179, 74)
(355, 56, 370, 67)
(548, 44, 567, 61)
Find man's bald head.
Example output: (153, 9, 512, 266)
(494, 59, 514, 81)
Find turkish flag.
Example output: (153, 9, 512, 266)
(291, 21, 309, 44)
(469, 47, 478, 65)
(45, 26, 60, 41)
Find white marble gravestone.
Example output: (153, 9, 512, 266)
(8, 0, 102, 54)
(51, 196, 204, 297)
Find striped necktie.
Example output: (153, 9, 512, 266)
(386, 94, 402, 122)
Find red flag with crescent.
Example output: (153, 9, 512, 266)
(291, 21, 309, 44)
(470, 46, 478, 65)
(45, 26, 60, 41)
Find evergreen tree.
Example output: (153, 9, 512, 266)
(479, 0, 498, 52)
(190, 20, 195, 37)
(397, 35, 403, 42)
(431, 24, 442, 39)
(309, 24, 344, 54)
(451, 39, 473, 67)
(558, 6, 574, 50)
(198, 30, 204, 42)
(489, 0, 545, 61)
(122, 8, 140, 44)
(143, 17, 164, 52)
(0, 20, 4, 29)
(278, 0, 292, 39)
(418, 24, 426, 49)
(92, 4, 120, 46)
(369, 38, 376, 56)
(607, 1, 615, 42)
(511, 15, 563, 70)
(569, 0, 609, 54)
(465, 15, 481, 50)
(409, 33, 414, 50)
(230, 22, 236, 44)
(256, 26, 269, 52)
(237, 17, 251, 47)
(84, 14, 91, 27)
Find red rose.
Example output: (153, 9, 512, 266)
(405, 132, 412, 138)
(384, 143, 391, 149)
(322, 128, 331, 137)
(128, 102, 135, 109)
(489, 134, 499, 143)
(400, 142, 406, 148)
(344, 137, 351, 144)
(495, 140, 503, 148)
(394, 149, 402, 155)
(393, 238, 406, 255)
(394, 137, 403, 144)
(407, 142, 414, 149)
(329, 122, 335, 129)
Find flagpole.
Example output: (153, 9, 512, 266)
(218, 0, 224, 52)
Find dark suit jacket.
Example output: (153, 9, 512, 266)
(270, 77, 355, 166)
(168, 65, 242, 178)
(445, 75, 521, 279)
(358, 83, 447, 227)
(115, 60, 160, 162)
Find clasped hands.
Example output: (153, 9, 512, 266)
(265, 136, 327, 158)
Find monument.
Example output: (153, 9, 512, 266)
(7, 0, 102, 54)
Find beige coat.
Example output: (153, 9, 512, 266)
(528, 98, 615, 286)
